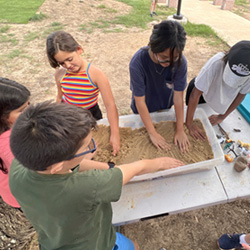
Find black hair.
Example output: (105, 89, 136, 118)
(148, 20, 186, 66)
(0, 77, 30, 174)
(10, 101, 97, 171)
(46, 31, 80, 68)
(222, 51, 229, 64)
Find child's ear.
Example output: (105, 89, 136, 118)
(49, 162, 64, 174)
(77, 46, 83, 54)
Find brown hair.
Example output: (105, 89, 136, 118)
(46, 31, 80, 68)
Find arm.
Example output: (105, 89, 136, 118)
(135, 96, 170, 150)
(55, 68, 65, 103)
(242, 244, 250, 250)
(209, 93, 246, 126)
(78, 156, 184, 185)
(90, 65, 120, 156)
(78, 159, 109, 172)
(185, 86, 206, 140)
(173, 90, 190, 153)
(117, 157, 184, 185)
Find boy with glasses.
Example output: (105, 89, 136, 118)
(9, 101, 183, 250)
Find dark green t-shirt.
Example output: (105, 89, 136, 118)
(9, 159, 123, 250)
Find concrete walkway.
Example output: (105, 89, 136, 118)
(178, 0, 250, 47)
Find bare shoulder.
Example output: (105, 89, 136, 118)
(88, 63, 106, 83)
(55, 67, 67, 82)
(88, 63, 102, 75)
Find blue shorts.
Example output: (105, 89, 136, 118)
(112, 232, 135, 250)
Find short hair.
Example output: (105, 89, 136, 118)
(148, 20, 186, 66)
(10, 101, 97, 171)
(0, 77, 30, 134)
(46, 31, 80, 68)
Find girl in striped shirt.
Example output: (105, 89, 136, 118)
(46, 31, 120, 156)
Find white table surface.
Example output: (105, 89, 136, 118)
(200, 104, 250, 202)
(112, 103, 249, 226)
(112, 168, 227, 225)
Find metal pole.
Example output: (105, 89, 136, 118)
(173, 0, 183, 20)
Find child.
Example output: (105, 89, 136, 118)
(0, 77, 30, 208)
(186, 40, 250, 140)
(218, 233, 250, 250)
(150, 0, 158, 17)
(9, 101, 184, 250)
(129, 20, 190, 153)
(46, 31, 120, 156)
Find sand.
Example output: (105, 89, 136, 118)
(93, 119, 214, 166)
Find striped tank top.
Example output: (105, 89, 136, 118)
(60, 63, 100, 109)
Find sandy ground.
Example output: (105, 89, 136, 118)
(0, 0, 250, 249)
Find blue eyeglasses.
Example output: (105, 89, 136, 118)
(67, 137, 96, 160)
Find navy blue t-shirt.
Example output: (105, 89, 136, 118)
(129, 47, 187, 113)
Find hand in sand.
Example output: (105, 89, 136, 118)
(174, 130, 190, 153)
(149, 131, 171, 151)
(158, 157, 184, 171)
(187, 123, 206, 141)
(110, 134, 120, 156)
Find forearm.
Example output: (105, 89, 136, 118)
(219, 93, 246, 119)
(106, 104, 119, 137)
(174, 92, 184, 131)
(135, 98, 156, 135)
(117, 159, 156, 185)
(56, 95, 62, 103)
(186, 88, 202, 126)
(78, 159, 109, 172)
(117, 157, 183, 185)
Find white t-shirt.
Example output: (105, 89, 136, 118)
(195, 52, 250, 114)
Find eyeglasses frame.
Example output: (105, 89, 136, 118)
(66, 137, 96, 160)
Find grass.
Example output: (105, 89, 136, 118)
(0, 25, 10, 33)
(111, 0, 173, 28)
(78, 0, 175, 33)
(24, 32, 40, 42)
(0, 0, 45, 24)
(183, 22, 218, 37)
(43, 22, 65, 37)
(29, 12, 48, 22)
(235, 0, 250, 5)
(6, 49, 22, 59)
(77, 0, 221, 44)
(0, 0, 225, 63)
(0, 34, 18, 45)
(183, 22, 225, 46)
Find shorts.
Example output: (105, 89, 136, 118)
(112, 232, 135, 250)
(61, 100, 103, 121)
(88, 103, 103, 120)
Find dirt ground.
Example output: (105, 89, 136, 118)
(0, 0, 250, 249)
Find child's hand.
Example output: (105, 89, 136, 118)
(209, 114, 225, 126)
(149, 131, 171, 151)
(174, 130, 190, 153)
(186, 123, 206, 141)
(109, 135, 120, 156)
(242, 243, 250, 250)
(158, 157, 184, 170)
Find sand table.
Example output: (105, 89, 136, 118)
(93, 119, 214, 165)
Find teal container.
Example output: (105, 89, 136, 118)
(237, 93, 250, 124)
